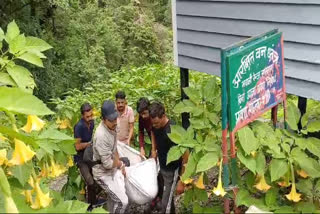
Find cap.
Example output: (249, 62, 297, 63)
(101, 100, 118, 121)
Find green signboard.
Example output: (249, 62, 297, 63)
(220, 30, 287, 212)
(223, 30, 286, 132)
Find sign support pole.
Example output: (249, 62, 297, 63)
(221, 51, 230, 214)
(221, 30, 286, 214)
(180, 67, 190, 129)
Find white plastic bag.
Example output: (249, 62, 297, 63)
(125, 158, 159, 204)
(245, 205, 273, 214)
(116, 142, 159, 204)
(117, 141, 145, 166)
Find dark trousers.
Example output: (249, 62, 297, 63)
(159, 168, 179, 214)
(77, 161, 96, 205)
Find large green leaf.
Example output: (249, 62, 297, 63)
(292, 148, 320, 178)
(269, 159, 288, 182)
(194, 187, 208, 202)
(0, 125, 37, 147)
(58, 140, 76, 155)
(203, 78, 217, 103)
(305, 137, 320, 158)
(196, 152, 219, 173)
(237, 126, 259, 155)
(6, 65, 35, 93)
(298, 158, 320, 178)
(190, 118, 207, 129)
(296, 178, 313, 197)
(314, 179, 320, 198)
(39, 128, 73, 140)
(307, 120, 320, 133)
(301, 113, 309, 129)
(183, 189, 193, 207)
(181, 152, 198, 181)
(237, 149, 256, 174)
(0, 27, 4, 42)
(0, 87, 53, 115)
(166, 146, 184, 165)
(5, 20, 19, 43)
(0, 73, 16, 86)
(39, 140, 60, 155)
(0, 167, 11, 197)
(17, 52, 43, 67)
(265, 188, 278, 208)
(9, 33, 25, 54)
(23, 36, 52, 52)
(295, 137, 307, 150)
(255, 152, 266, 175)
(190, 107, 204, 116)
(173, 102, 188, 114)
(274, 206, 295, 213)
(203, 135, 220, 152)
(286, 102, 300, 131)
(168, 125, 186, 145)
(11, 161, 33, 186)
(236, 189, 269, 211)
(295, 202, 316, 214)
(235, 189, 251, 207)
(183, 87, 201, 103)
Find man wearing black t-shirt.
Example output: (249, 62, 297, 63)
(149, 102, 189, 214)
(74, 103, 96, 208)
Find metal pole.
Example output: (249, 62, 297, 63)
(298, 96, 307, 130)
(180, 67, 190, 129)
(271, 105, 278, 128)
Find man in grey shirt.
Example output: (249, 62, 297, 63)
(92, 100, 128, 214)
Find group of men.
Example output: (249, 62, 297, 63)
(74, 91, 188, 213)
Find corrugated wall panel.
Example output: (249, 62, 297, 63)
(182, 0, 320, 4)
(177, 30, 320, 64)
(176, 1, 320, 25)
(177, 16, 320, 45)
(174, 0, 320, 100)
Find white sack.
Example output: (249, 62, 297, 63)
(116, 142, 158, 204)
(117, 141, 145, 166)
(125, 158, 159, 204)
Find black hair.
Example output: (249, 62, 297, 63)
(80, 103, 92, 115)
(149, 101, 165, 118)
(137, 97, 150, 113)
(115, 91, 126, 100)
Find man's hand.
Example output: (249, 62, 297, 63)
(140, 147, 145, 157)
(151, 150, 157, 160)
(121, 165, 126, 177)
(176, 180, 185, 195)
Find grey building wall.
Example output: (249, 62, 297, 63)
(173, 0, 320, 101)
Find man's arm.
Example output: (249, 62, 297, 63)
(97, 137, 122, 170)
(150, 131, 157, 159)
(138, 118, 145, 157)
(74, 138, 90, 151)
(176, 150, 190, 195)
(127, 122, 134, 146)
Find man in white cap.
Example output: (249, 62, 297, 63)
(92, 100, 128, 214)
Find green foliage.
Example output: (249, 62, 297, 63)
(1, 1, 173, 102)
(236, 101, 320, 211)
(0, 21, 105, 213)
(51, 64, 184, 125)
(0, 87, 53, 115)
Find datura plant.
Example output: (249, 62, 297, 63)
(235, 102, 320, 212)
(169, 76, 320, 213)
(0, 21, 106, 213)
